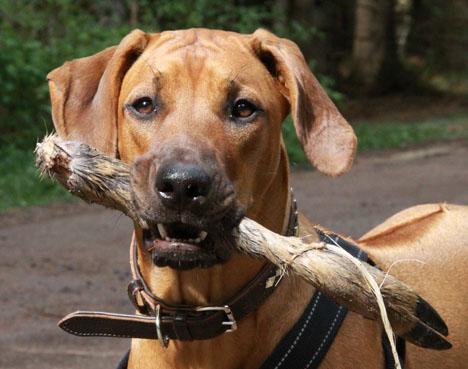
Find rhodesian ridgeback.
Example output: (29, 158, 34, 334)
(47, 28, 468, 369)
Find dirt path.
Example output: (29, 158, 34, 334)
(0, 142, 467, 369)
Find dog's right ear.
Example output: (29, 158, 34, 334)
(251, 29, 356, 176)
(47, 29, 150, 157)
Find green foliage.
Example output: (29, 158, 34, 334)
(0, 144, 72, 210)
(0, 0, 132, 148)
(137, 0, 272, 33)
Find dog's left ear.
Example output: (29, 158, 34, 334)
(251, 29, 356, 176)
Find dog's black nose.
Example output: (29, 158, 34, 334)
(155, 163, 212, 209)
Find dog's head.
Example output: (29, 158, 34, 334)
(48, 29, 356, 270)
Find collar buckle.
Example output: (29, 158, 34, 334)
(155, 305, 170, 348)
(196, 305, 237, 333)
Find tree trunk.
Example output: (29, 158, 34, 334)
(350, 0, 407, 94)
(130, 0, 139, 26)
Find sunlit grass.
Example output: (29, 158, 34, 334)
(283, 113, 468, 165)
(355, 114, 468, 151)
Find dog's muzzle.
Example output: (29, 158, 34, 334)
(131, 146, 244, 270)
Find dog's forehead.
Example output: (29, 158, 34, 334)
(154, 28, 246, 46)
(147, 28, 252, 59)
(133, 29, 266, 84)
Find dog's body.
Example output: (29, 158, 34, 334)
(47, 29, 468, 368)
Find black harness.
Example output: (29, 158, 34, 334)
(116, 231, 406, 369)
(258, 230, 406, 369)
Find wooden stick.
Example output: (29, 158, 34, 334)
(35, 134, 451, 351)
(35, 134, 145, 227)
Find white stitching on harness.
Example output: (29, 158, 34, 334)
(273, 292, 322, 369)
(303, 306, 345, 369)
(303, 249, 363, 369)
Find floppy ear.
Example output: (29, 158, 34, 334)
(47, 29, 150, 157)
(251, 29, 356, 176)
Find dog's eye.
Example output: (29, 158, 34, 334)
(131, 97, 156, 116)
(231, 99, 258, 120)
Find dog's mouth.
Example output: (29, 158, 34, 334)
(132, 155, 245, 270)
(148, 222, 208, 246)
(142, 221, 233, 270)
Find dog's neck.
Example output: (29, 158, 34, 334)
(129, 147, 295, 369)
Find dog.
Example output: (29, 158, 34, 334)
(47, 28, 468, 369)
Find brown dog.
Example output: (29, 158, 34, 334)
(47, 29, 468, 369)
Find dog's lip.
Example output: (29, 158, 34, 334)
(149, 239, 202, 252)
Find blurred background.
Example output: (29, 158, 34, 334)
(0, 0, 467, 211)
(1, 2, 467, 368)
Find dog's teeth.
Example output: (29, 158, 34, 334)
(194, 237, 201, 243)
(199, 231, 208, 241)
(157, 224, 168, 239)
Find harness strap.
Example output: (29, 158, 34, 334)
(258, 229, 363, 369)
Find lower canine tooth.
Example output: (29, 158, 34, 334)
(157, 224, 168, 239)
